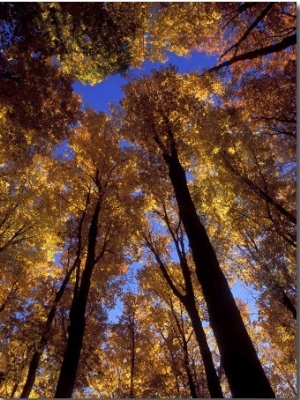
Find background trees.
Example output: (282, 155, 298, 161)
(0, 2, 296, 398)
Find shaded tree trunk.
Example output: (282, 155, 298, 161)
(20, 351, 42, 398)
(280, 290, 297, 320)
(129, 317, 135, 398)
(10, 381, 19, 398)
(184, 297, 223, 398)
(20, 262, 78, 398)
(20, 194, 90, 398)
(54, 198, 101, 398)
(183, 349, 198, 398)
(162, 142, 275, 398)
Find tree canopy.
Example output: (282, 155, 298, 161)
(0, 2, 296, 398)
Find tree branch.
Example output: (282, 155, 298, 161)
(220, 3, 274, 59)
(210, 33, 296, 73)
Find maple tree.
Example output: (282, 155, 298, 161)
(138, 261, 221, 397)
(147, 2, 296, 73)
(119, 67, 277, 398)
(93, 288, 216, 398)
(19, 196, 89, 398)
(140, 198, 223, 398)
(0, 2, 296, 398)
(53, 111, 138, 398)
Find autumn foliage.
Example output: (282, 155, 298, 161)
(0, 2, 296, 398)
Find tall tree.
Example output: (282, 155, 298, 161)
(0, 3, 295, 397)
(119, 67, 275, 398)
(141, 201, 223, 398)
(54, 111, 137, 397)
(137, 270, 221, 398)
(19, 190, 91, 397)
(54, 192, 102, 397)
(147, 2, 296, 73)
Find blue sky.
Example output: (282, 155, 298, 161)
(73, 51, 217, 113)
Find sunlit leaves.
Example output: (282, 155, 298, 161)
(0, 3, 296, 397)
(147, 3, 222, 57)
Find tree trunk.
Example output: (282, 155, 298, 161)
(21, 200, 89, 398)
(281, 290, 297, 320)
(10, 381, 19, 398)
(20, 344, 44, 398)
(183, 349, 198, 398)
(54, 198, 101, 398)
(170, 303, 198, 398)
(184, 297, 224, 398)
(163, 148, 275, 398)
(20, 263, 77, 398)
(129, 318, 135, 398)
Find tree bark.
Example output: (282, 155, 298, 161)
(162, 147, 275, 398)
(19, 351, 42, 398)
(54, 198, 101, 398)
(183, 297, 224, 398)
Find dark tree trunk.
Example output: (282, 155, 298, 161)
(163, 148, 275, 398)
(184, 352, 198, 398)
(10, 381, 19, 398)
(129, 318, 135, 398)
(20, 264, 77, 398)
(54, 198, 101, 398)
(20, 198, 90, 398)
(20, 343, 44, 398)
(281, 290, 297, 320)
(183, 297, 224, 398)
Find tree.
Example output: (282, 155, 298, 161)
(119, 67, 275, 397)
(19, 194, 90, 397)
(147, 2, 296, 74)
(54, 111, 137, 397)
(192, 54, 296, 331)
(81, 289, 197, 398)
(208, 2, 296, 73)
(0, 150, 75, 396)
(0, 1, 150, 165)
(0, 3, 296, 397)
(0, 45, 81, 164)
(141, 200, 223, 397)
(137, 269, 222, 398)
(0, 2, 152, 84)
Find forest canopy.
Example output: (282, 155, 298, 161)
(0, 2, 296, 398)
